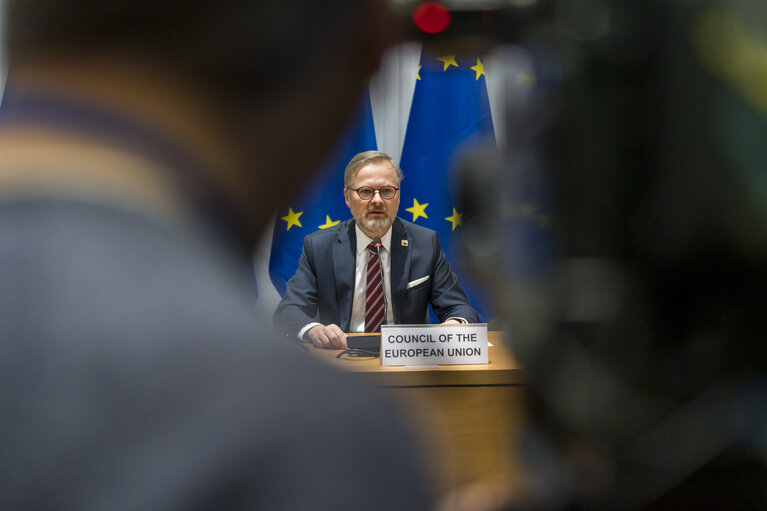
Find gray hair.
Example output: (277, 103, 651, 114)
(344, 151, 403, 188)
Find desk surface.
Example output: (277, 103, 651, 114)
(307, 331, 523, 387)
(308, 331, 527, 492)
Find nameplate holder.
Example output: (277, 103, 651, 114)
(380, 324, 489, 367)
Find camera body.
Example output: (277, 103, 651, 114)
(399, 0, 767, 508)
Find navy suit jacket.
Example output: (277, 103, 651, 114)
(273, 217, 478, 338)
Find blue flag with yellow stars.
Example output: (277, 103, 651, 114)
(399, 53, 495, 322)
(269, 95, 376, 295)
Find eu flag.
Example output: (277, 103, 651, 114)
(399, 52, 495, 322)
(269, 94, 377, 295)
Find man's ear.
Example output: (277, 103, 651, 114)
(344, 187, 351, 208)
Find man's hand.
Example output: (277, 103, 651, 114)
(441, 318, 465, 326)
(306, 324, 348, 349)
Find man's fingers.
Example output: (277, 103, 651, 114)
(308, 326, 330, 348)
(326, 324, 348, 349)
(308, 325, 347, 349)
(330, 335, 347, 349)
(310, 334, 326, 348)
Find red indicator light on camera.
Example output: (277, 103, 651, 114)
(413, 2, 451, 34)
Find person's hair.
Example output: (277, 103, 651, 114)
(344, 151, 403, 188)
(3, 0, 357, 93)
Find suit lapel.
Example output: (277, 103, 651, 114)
(334, 220, 356, 331)
(389, 218, 411, 324)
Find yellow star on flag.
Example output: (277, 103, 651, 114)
(417, 64, 422, 81)
(470, 58, 486, 80)
(281, 207, 303, 231)
(406, 198, 429, 222)
(318, 215, 340, 229)
(445, 208, 463, 231)
(437, 55, 459, 71)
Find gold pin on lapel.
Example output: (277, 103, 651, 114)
(401, 240, 409, 247)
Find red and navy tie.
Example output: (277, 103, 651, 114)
(365, 242, 386, 333)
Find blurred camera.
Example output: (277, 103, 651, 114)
(396, 1, 767, 509)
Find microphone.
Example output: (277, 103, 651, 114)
(372, 236, 388, 327)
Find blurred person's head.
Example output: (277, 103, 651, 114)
(2, 0, 396, 241)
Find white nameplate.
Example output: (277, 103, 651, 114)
(380, 324, 489, 366)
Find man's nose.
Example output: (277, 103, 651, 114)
(370, 191, 384, 204)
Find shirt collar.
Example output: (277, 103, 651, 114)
(355, 223, 392, 255)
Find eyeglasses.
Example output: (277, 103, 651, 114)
(348, 186, 399, 200)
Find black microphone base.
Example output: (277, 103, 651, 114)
(346, 334, 381, 353)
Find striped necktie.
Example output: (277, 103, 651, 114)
(365, 242, 386, 333)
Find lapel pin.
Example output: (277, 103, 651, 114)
(401, 240, 409, 247)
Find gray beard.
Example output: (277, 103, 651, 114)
(357, 215, 392, 236)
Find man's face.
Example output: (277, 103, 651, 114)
(344, 160, 400, 238)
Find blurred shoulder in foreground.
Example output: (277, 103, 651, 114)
(0, 1, 431, 509)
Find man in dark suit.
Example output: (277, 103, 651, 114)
(274, 150, 479, 348)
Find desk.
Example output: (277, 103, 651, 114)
(308, 332, 526, 494)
